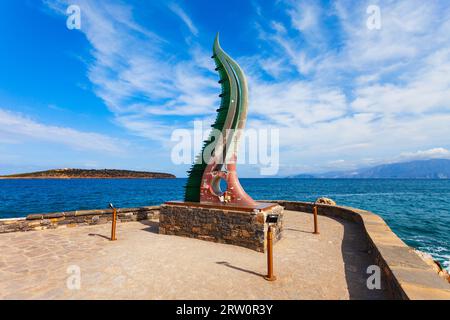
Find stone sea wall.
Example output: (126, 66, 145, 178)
(0, 206, 160, 234)
(159, 203, 284, 252)
(263, 200, 450, 300)
(1, 200, 448, 300)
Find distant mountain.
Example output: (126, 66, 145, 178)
(289, 159, 450, 179)
(0, 168, 176, 179)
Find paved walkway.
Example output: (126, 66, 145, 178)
(0, 211, 389, 299)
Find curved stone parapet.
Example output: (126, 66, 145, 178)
(262, 200, 450, 300)
(1, 200, 449, 300)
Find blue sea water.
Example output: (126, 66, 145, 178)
(0, 178, 449, 271)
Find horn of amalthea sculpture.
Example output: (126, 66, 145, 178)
(184, 34, 258, 207)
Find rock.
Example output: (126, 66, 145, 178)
(26, 214, 43, 220)
(240, 230, 250, 238)
(438, 270, 450, 282)
(415, 250, 437, 267)
(415, 250, 439, 269)
(415, 250, 450, 282)
(315, 197, 336, 206)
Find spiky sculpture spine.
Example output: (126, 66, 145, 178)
(184, 34, 257, 207)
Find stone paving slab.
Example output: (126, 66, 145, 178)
(0, 211, 389, 300)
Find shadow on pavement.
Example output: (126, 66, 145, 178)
(88, 233, 110, 240)
(216, 261, 265, 278)
(139, 220, 159, 234)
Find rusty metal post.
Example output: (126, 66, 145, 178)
(110, 206, 117, 241)
(313, 205, 320, 235)
(264, 225, 277, 281)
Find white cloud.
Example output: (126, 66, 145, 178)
(168, 3, 199, 36)
(248, 79, 348, 126)
(351, 49, 450, 114)
(288, 0, 320, 33)
(328, 0, 450, 71)
(0, 109, 125, 154)
(43, 0, 450, 175)
(243, 0, 450, 174)
(46, 0, 215, 142)
(399, 148, 450, 161)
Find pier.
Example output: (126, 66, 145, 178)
(0, 202, 448, 300)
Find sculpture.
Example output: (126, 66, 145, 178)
(184, 34, 258, 207)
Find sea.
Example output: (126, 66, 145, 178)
(0, 178, 449, 271)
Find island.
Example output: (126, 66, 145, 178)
(0, 168, 176, 179)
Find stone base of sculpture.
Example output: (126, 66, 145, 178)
(159, 202, 284, 252)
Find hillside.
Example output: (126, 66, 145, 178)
(290, 159, 450, 179)
(0, 169, 176, 179)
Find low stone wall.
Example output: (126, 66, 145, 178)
(263, 200, 450, 300)
(159, 203, 284, 252)
(0, 206, 160, 234)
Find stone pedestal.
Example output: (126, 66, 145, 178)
(159, 202, 284, 252)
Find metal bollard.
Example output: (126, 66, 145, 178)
(313, 205, 320, 235)
(109, 203, 117, 241)
(264, 225, 276, 281)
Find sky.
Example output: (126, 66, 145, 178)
(0, 0, 450, 177)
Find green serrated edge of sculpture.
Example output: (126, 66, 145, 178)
(184, 33, 248, 202)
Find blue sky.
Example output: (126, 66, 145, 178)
(1, 0, 450, 177)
